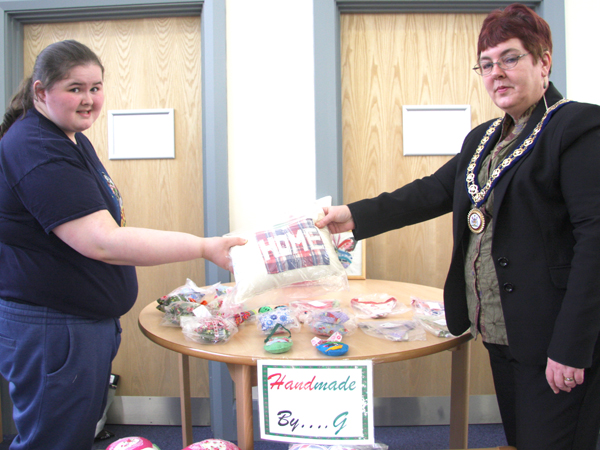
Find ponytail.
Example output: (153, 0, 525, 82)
(0, 77, 34, 139)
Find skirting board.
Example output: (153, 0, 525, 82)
(105, 395, 501, 427)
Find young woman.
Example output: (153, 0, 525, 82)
(0, 40, 245, 450)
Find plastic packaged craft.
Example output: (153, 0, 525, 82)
(415, 316, 454, 338)
(160, 301, 206, 327)
(288, 299, 341, 323)
(181, 316, 238, 345)
(288, 443, 388, 450)
(350, 293, 409, 319)
(410, 296, 445, 317)
(156, 279, 224, 313)
(358, 320, 426, 342)
(410, 296, 453, 338)
(222, 200, 349, 314)
(257, 305, 300, 334)
(305, 309, 357, 337)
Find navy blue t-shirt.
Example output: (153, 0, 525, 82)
(0, 109, 138, 319)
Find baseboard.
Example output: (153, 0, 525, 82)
(105, 395, 501, 427)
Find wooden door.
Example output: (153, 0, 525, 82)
(341, 13, 502, 397)
(23, 17, 209, 398)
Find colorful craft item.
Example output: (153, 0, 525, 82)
(333, 234, 357, 269)
(156, 280, 227, 313)
(181, 317, 238, 345)
(311, 332, 348, 356)
(160, 301, 203, 326)
(106, 436, 160, 450)
(182, 439, 241, 450)
(316, 341, 348, 356)
(317, 310, 349, 324)
(350, 294, 399, 319)
(307, 310, 356, 336)
(264, 323, 293, 354)
(258, 305, 297, 333)
(229, 310, 253, 326)
(157, 293, 206, 312)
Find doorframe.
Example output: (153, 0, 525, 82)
(314, 0, 565, 206)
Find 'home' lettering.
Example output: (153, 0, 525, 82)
(256, 218, 330, 274)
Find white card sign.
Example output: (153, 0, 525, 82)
(258, 360, 374, 445)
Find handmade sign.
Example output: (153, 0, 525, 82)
(257, 360, 374, 445)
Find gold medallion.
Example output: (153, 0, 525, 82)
(468, 208, 486, 234)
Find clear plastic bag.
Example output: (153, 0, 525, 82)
(410, 296, 445, 317)
(181, 316, 238, 344)
(222, 201, 349, 313)
(156, 279, 222, 313)
(358, 320, 426, 342)
(350, 293, 410, 319)
(305, 308, 358, 337)
(414, 315, 454, 338)
(160, 301, 205, 327)
(257, 306, 300, 334)
(288, 299, 341, 323)
(410, 296, 453, 338)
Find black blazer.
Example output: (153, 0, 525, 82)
(349, 84, 600, 368)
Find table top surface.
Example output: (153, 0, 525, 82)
(138, 279, 471, 366)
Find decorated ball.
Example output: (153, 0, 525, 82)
(183, 439, 241, 450)
(106, 436, 161, 450)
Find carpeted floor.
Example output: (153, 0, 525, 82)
(95, 424, 508, 450)
(3, 423, 509, 450)
(4, 423, 600, 449)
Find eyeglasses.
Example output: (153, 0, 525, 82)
(472, 53, 530, 76)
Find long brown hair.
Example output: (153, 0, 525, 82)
(0, 40, 104, 139)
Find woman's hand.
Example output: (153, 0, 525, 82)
(546, 357, 585, 393)
(315, 205, 356, 234)
(201, 236, 247, 272)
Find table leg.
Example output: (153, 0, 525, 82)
(448, 340, 471, 449)
(178, 354, 193, 447)
(227, 364, 254, 450)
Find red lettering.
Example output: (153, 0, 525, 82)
(304, 375, 315, 390)
(268, 373, 285, 389)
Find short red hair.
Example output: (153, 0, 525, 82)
(477, 3, 552, 63)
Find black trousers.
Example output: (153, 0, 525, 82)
(484, 341, 600, 450)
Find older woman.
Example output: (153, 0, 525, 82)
(317, 4, 600, 449)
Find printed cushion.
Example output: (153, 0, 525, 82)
(106, 437, 160, 450)
(226, 205, 347, 308)
(183, 439, 241, 450)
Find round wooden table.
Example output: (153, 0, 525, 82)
(139, 279, 472, 450)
